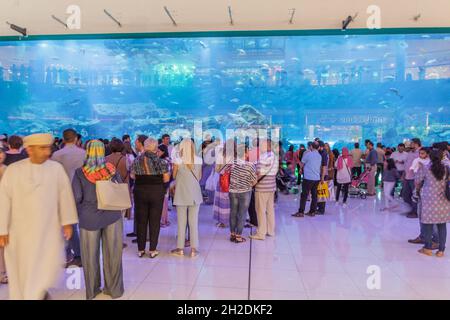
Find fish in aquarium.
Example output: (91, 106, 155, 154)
(389, 88, 403, 98)
(0, 34, 449, 147)
(237, 49, 246, 56)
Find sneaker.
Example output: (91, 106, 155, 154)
(305, 211, 316, 217)
(126, 232, 137, 238)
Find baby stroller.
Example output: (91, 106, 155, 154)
(276, 167, 298, 195)
(348, 170, 369, 199)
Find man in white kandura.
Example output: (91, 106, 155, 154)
(0, 133, 79, 300)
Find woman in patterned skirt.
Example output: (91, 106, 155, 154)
(416, 149, 450, 257)
(213, 142, 231, 228)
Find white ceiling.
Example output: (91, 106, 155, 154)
(0, 0, 449, 37)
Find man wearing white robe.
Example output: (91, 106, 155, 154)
(0, 133, 79, 300)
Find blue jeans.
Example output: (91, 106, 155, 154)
(229, 191, 252, 235)
(423, 223, 446, 251)
(420, 223, 439, 243)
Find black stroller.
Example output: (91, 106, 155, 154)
(275, 167, 298, 201)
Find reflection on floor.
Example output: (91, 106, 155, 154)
(1, 191, 449, 300)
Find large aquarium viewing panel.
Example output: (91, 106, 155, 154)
(0, 33, 449, 146)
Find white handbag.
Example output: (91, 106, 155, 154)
(96, 179, 132, 211)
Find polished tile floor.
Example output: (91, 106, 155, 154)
(1, 190, 449, 300)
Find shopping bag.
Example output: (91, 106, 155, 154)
(317, 181, 329, 203)
(327, 180, 335, 202)
(219, 172, 230, 193)
(96, 179, 132, 211)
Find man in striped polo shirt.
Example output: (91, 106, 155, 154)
(250, 140, 278, 240)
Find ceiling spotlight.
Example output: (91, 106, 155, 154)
(104, 9, 122, 27)
(289, 8, 296, 24)
(342, 13, 358, 31)
(51, 15, 68, 29)
(6, 22, 27, 36)
(164, 6, 177, 26)
(228, 6, 234, 25)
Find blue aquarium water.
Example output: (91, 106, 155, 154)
(0, 33, 449, 147)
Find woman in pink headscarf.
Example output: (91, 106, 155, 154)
(334, 147, 354, 206)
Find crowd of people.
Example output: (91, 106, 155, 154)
(287, 138, 450, 256)
(0, 130, 278, 299)
(0, 129, 448, 300)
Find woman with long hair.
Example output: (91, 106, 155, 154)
(416, 149, 450, 257)
(323, 143, 335, 181)
(334, 147, 353, 206)
(171, 139, 203, 257)
(72, 140, 124, 300)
